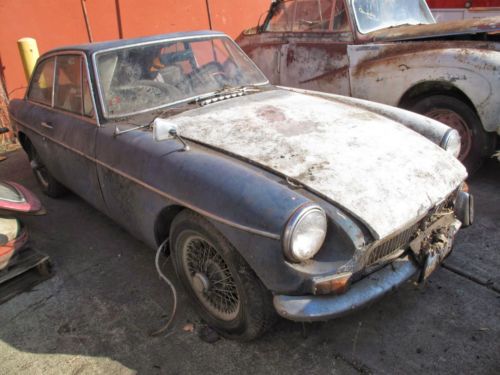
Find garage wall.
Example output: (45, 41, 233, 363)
(0, 0, 270, 100)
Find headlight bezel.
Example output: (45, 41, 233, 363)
(283, 203, 327, 263)
(440, 128, 461, 158)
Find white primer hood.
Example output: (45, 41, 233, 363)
(168, 89, 467, 239)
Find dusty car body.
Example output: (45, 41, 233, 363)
(9, 31, 472, 340)
(237, 0, 500, 171)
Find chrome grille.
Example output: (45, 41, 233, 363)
(364, 222, 420, 266)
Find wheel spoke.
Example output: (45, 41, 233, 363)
(182, 234, 240, 320)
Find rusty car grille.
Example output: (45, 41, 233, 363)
(362, 193, 457, 268)
(364, 222, 420, 267)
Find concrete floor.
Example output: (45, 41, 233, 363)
(0, 149, 499, 375)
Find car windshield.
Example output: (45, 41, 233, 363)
(351, 0, 435, 34)
(94, 36, 268, 118)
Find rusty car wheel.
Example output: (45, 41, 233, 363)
(412, 95, 495, 173)
(170, 210, 276, 340)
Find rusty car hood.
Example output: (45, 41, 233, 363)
(369, 16, 500, 42)
(168, 89, 467, 239)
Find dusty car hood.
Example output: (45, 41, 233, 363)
(169, 89, 467, 239)
(369, 17, 500, 42)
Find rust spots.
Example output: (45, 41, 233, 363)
(257, 105, 315, 136)
(369, 16, 500, 42)
(300, 66, 349, 84)
(257, 105, 287, 122)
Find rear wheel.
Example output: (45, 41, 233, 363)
(28, 145, 67, 198)
(170, 211, 276, 341)
(411, 95, 495, 173)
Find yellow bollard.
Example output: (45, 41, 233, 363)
(17, 38, 39, 82)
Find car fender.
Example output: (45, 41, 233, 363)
(279, 86, 452, 147)
(348, 42, 500, 133)
(144, 145, 364, 294)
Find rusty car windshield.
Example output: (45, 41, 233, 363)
(351, 0, 435, 34)
(94, 36, 268, 118)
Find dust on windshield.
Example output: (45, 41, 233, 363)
(352, 0, 435, 34)
(95, 36, 268, 118)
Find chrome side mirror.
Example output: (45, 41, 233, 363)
(153, 118, 177, 141)
(153, 118, 189, 151)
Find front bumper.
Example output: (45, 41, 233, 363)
(274, 213, 465, 322)
(273, 256, 418, 322)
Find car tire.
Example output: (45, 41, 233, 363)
(28, 145, 67, 198)
(170, 210, 277, 341)
(411, 95, 495, 174)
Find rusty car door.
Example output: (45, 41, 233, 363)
(278, 0, 353, 95)
(241, 34, 287, 85)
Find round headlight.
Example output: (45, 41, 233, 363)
(283, 204, 327, 262)
(441, 129, 461, 158)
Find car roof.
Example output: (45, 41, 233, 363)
(42, 30, 227, 57)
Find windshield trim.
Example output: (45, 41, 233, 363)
(349, 0, 435, 35)
(92, 34, 269, 120)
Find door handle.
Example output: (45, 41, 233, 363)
(40, 121, 53, 129)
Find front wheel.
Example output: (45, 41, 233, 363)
(170, 211, 276, 341)
(411, 95, 495, 173)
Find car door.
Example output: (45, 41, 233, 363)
(41, 53, 105, 210)
(21, 56, 60, 174)
(279, 0, 353, 96)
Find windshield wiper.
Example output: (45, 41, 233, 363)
(113, 102, 197, 137)
(193, 85, 262, 106)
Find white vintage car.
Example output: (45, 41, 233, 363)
(237, 0, 500, 172)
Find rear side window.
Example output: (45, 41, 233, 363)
(266, 0, 349, 32)
(28, 57, 55, 105)
(294, 0, 333, 31)
(54, 55, 83, 114)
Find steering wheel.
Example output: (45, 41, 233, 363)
(133, 80, 183, 97)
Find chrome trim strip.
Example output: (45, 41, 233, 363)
(11, 115, 280, 240)
(29, 100, 98, 126)
(91, 34, 269, 119)
(51, 56, 57, 108)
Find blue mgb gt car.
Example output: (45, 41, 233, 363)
(9, 31, 472, 340)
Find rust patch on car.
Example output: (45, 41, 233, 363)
(368, 16, 500, 42)
(257, 105, 287, 122)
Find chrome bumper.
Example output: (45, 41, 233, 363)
(455, 191, 474, 227)
(273, 256, 418, 322)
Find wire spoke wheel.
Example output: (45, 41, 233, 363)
(181, 234, 240, 321)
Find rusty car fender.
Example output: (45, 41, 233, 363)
(347, 42, 500, 133)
